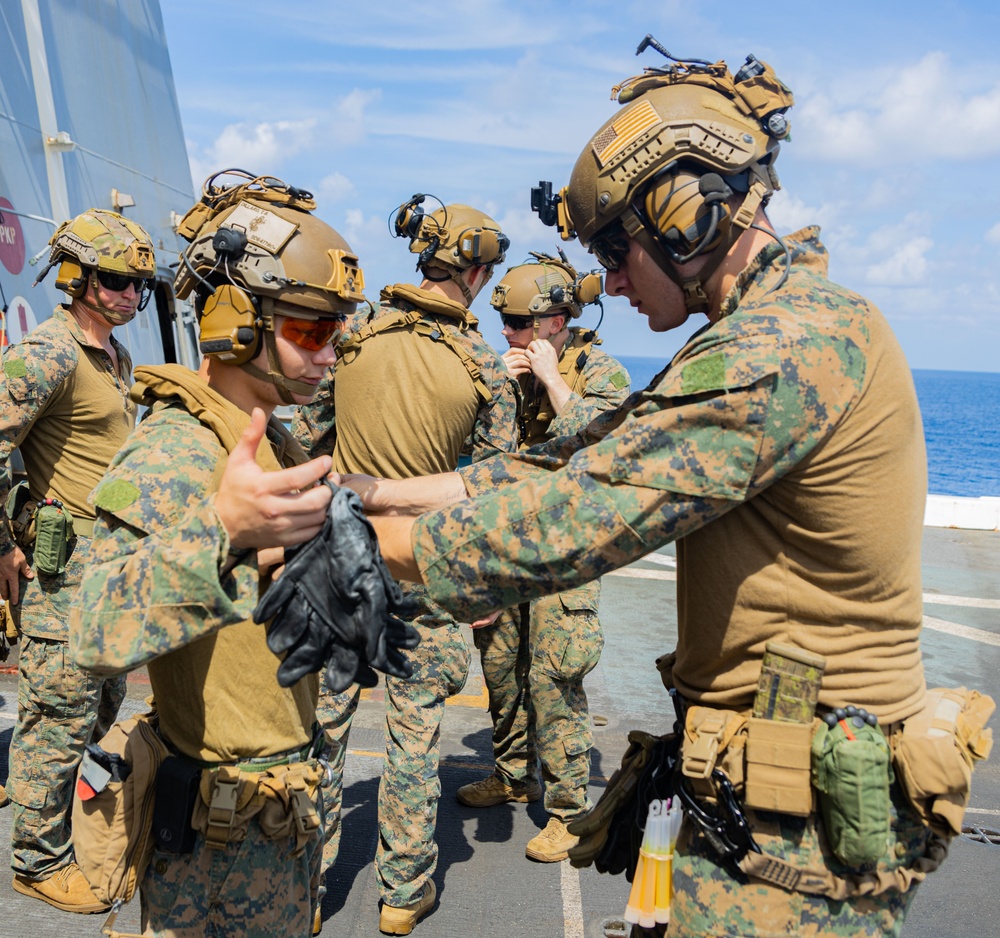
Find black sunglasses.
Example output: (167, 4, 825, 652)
(589, 224, 631, 272)
(500, 312, 565, 331)
(95, 270, 155, 293)
(500, 313, 534, 331)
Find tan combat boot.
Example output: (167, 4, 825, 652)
(378, 878, 436, 935)
(12, 862, 111, 913)
(456, 773, 542, 808)
(525, 817, 579, 862)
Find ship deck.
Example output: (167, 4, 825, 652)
(0, 524, 997, 937)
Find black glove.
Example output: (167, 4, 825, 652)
(254, 483, 421, 692)
(568, 730, 680, 880)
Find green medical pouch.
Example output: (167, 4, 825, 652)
(33, 500, 75, 575)
(812, 716, 893, 867)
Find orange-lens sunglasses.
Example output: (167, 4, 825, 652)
(280, 315, 346, 351)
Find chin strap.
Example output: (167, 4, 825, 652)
(421, 263, 493, 307)
(77, 276, 139, 326)
(622, 181, 768, 316)
(239, 301, 319, 403)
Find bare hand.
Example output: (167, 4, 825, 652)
(214, 409, 333, 549)
(256, 546, 285, 581)
(0, 545, 32, 604)
(329, 472, 394, 514)
(502, 347, 532, 378)
(470, 609, 502, 629)
(524, 339, 560, 387)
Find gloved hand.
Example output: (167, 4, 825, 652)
(254, 482, 420, 692)
(568, 730, 679, 879)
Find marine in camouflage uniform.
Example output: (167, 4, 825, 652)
(70, 173, 365, 937)
(348, 54, 942, 938)
(293, 198, 517, 933)
(0, 209, 152, 913)
(457, 255, 630, 862)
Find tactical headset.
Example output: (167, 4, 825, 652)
(193, 225, 263, 366)
(392, 194, 510, 269)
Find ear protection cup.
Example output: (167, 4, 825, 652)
(54, 260, 88, 297)
(573, 271, 603, 306)
(198, 283, 262, 365)
(455, 228, 509, 266)
(393, 195, 427, 240)
(641, 169, 733, 261)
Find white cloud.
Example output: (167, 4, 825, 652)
(766, 191, 840, 234)
(332, 89, 382, 147)
(187, 119, 317, 188)
(865, 235, 933, 287)
(795, 52, 1000, 165)
(317, 173, 356, 204)
(986, 222, 1000, 245)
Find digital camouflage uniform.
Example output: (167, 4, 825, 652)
(0, 308, 133, 880)
(408, 230, 934, 936)
(71, 365, 324, 938)
(477, 329, 630, 820)
(293, 282, 517, 907)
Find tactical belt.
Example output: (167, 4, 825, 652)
(673, 694, 951, 900)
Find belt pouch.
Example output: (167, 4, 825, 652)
(744, 717, 814, 816)
(812, 719, 893, 867)
(33, 502, 74, 574)
(152, 757, 201, 854)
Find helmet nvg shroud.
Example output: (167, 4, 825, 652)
(392, 194, 509, 304)
(531, 36, 794, 314)
(174, 169, 366, 402)
(34, 209, 156, 324)
(490, 251, 602, 322)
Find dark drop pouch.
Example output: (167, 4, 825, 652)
(812, 718, 893, 867)
(152, 757, 201, 854)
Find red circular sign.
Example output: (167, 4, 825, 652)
(0, 197, 26, 275)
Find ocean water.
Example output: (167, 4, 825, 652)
(617, 357, 1000, 499)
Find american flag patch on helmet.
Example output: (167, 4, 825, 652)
(592, 99, 659, 166)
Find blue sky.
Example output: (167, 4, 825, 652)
(160, 1, 1000, 372)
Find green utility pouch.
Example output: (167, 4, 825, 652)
(33, 500, 75, 575)
(812, 715, 893, 867)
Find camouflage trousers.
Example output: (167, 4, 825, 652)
(474, 582, 604, 819)
(318, 601, 470, 906)
(140, 816, 322, 937)
(629, 784, 930, 937)
(8, 634, 125, 877)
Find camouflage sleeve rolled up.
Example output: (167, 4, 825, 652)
(546, 348, 631, 439)
(411, 242, 869, 619)
(0, 321, 78, 553)
(70, 406, 257, 675)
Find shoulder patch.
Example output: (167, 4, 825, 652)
(94, 479, 141, 512)
(3, 359, 27, 380)
(680, 351, 726, 395)
(609, 371, 629, 390)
